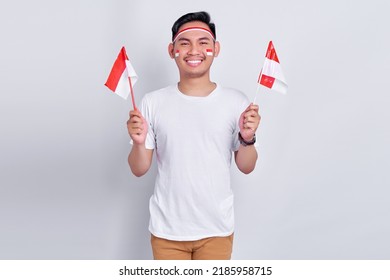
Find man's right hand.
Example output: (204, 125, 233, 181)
(127, 110, 148, 145)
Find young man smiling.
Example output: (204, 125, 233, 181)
(127, 11, 260, 260)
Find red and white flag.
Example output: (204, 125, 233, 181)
(105, 46, 138, 101)
(258, 41, 287, 94)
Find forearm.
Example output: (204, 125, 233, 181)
(235, 145, 258, 174)
(128, 143, 152, 177)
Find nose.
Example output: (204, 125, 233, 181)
(188, 44, 201, 56)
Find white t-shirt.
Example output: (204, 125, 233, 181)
(140, 84, 250, 241)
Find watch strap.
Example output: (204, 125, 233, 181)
(238, 132, 256, 146)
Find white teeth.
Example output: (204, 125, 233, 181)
(187, 60, 201, 64)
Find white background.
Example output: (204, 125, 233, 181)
(1, 0, 389, 259)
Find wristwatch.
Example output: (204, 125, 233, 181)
(238, 132, 256, 146)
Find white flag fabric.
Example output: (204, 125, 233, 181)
(105, 46, 138, 99)
(258, 41, 288, 94)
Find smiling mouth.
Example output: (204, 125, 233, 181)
(186, 60, 202, 66)
(185, 59, 203, 67)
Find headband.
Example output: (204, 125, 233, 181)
(173, 27, 215, 42)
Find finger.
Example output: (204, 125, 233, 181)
(248, 104, 259, 111)
(129, 122, 142, 129)
(245, 118, 260, 129)
(244, 115, 260, 126)
(129, 127, 143, 136)
(128, 120, 144, 129)
(127, 123, 144, 136)
(244, 111, 259, 120)
(130, 129, 143, 135)
(244, 122, 258, 131)
(127, 119, 141, 128)
(130, 110, 143, 118)
(129, 115, 143, 123)
(244, 103, 259, 112)
(244, 116, 254, 123)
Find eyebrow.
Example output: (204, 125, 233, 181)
(177, 38, 190, 42)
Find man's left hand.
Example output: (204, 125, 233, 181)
(239, 103, 261, 141)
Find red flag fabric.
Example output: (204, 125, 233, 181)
(105, 46, 138, 100)
(258, 41, 287, 94)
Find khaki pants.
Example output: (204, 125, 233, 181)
(151, 233, 234, 260)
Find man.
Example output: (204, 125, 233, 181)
(127, 11, 260, 260)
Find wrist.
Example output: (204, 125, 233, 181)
(134, 141, 145, 147)
(132, 139, 146, 149)
(238, 132, 256, 146)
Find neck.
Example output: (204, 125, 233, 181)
(178, 76, 216, 97)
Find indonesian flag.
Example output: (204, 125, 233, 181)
(105, 46, 138, 100)
(206, 49, 213, 56)
(258, 41, 287, 94)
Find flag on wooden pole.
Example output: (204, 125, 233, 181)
(105, 46, 138, 108)
(258, 41, 287, 94)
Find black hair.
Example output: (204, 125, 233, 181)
(171, 11, 216, 41)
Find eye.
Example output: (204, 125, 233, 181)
(180, 42, 189, 46)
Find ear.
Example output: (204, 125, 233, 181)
(213, 41, 221, 57)
(168, 43, 175, 59)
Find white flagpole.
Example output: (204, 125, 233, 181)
(253, 66, 264, 105)
(253, 76, 262, 105)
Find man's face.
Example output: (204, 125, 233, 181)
(169, 21, 220, 79)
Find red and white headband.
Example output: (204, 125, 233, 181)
(173, 27, 215, 42)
